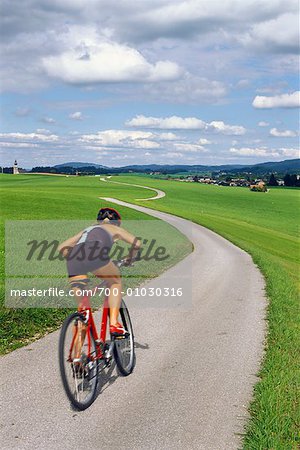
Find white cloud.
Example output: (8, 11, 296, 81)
(163, 152, 184, 159)
(198, 138, 212, 145)
(78, 127, 216, 156)
(256, 81, 288, 95)
(111, 154, 134, 161)
(83, 147, 109, 155)
(0, 142, 39, 148)
(229, 146, 299, 158)
(135, 140, 160, 149)
(252, 91, 300, 108)
(159, 132, 179, 140)
(1, 1, 299, 96)
(208, 121, 246, 135)
(43, 40, 182, 84)
(269, 127, 297, 137)
(79, 130, 160, 149)
(2, 1, 298, 46)
(41, 117, 56, 124)
(69, 111, 83, 120)
(126, 115, 206, 129)
(0, 132, 58, 142)
(236, 12, 299, 54)
(141, 74, 228, 104)
(258, 121, 269, 127)
(279, 148, 299, 157)
(36, 128, 51, 134)
(3, 0, 299, 171)
(236, 79, 250, 88)
(174, 143, 207, 152)
(112, 1, 298, 47)
(230, 147, 271, 156)
(126, 115, 246, 135)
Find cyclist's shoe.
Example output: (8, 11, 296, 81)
(110, 322, 128, 337)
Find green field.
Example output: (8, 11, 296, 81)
(114, 175, 300, 450)
(0, 173, 299, 449)
(0, 174, 190, 351)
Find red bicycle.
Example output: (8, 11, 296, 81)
(59, 259, 135, 410)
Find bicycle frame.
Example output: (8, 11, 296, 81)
(68, 259, 133, 365)
(70, 279, 111, 362)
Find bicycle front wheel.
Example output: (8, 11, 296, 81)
(113, 300, 135, 376)
(59, 312, 98, 410)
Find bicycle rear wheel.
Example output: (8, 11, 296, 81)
(59, 312, 98, 410)
(113, 299, 135, 376)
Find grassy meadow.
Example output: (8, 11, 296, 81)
(0, 172, 299, 448)
(0, 174, 191, 352)
(112, 174, 300, 450)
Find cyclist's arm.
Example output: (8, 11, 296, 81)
(116, 228, 141, 262)
(58, 231, 83, 257)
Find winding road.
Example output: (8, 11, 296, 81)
(0, 185, 266, 450)
(100, 177, 165, 200)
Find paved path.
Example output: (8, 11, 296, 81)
(100, 177, 166, 200)
(0, 198, 266, 450)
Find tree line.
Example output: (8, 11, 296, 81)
(268, 173, 300, 187)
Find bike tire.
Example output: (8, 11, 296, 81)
(113, 299, 135, 376)
(59, 312, 98, 410)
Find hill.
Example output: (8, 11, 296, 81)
(54, 162, 107, 169)
(230, 159, 300, 174)
(54, 159, 300, 173)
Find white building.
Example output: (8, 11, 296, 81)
(13, 160, 19, 175)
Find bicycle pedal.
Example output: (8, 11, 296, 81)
(113, 332, 129, 340)
(104, 344, 114, 361)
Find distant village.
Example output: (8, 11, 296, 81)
(174, 174, 257, 186)
(150, 172, 300, 189)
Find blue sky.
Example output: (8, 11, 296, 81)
(0, 0, 299, 168)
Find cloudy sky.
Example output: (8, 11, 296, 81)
(0, 0, 299, 168)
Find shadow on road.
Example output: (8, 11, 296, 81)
(91, 340, 150, 403)
(134, 341, 149, 350)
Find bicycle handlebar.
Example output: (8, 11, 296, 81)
(113, 258, 136, 268)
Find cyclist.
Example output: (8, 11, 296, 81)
(58, 207, 141, 336)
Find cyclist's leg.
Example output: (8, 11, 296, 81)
(69, 275, 89, 307)
(92, 261, 122, 326)
(69, 275, 89, 359)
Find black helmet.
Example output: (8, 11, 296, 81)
(97, 207, 121, 226)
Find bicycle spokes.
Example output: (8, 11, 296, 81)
(59, 313, 98, 409)
(115, 337, 132, 368)
(59, 299, 135, 410)
(113, 302, 135, 376)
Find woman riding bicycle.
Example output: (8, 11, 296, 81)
(58, 207, 141, 335)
